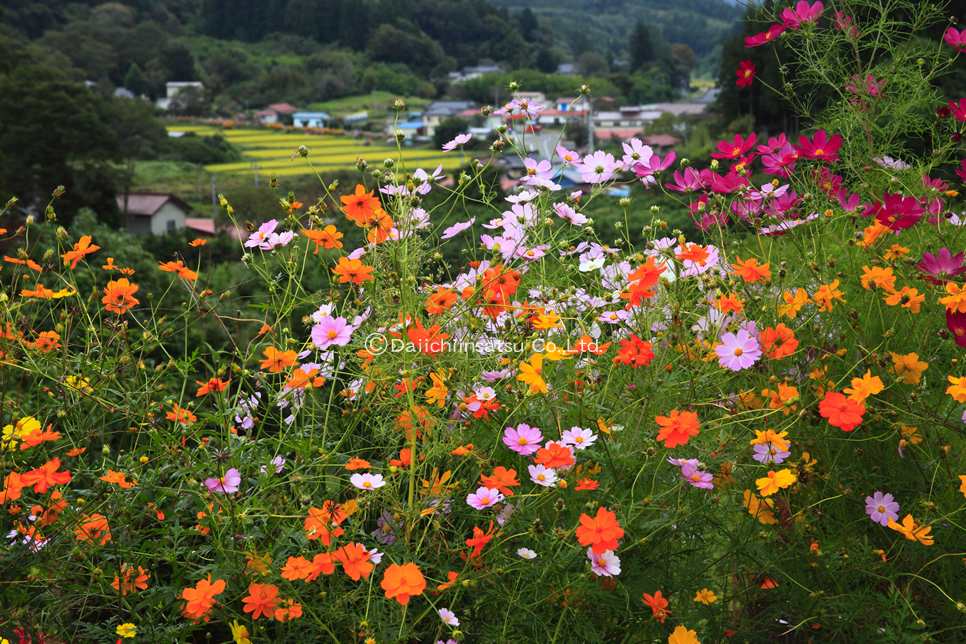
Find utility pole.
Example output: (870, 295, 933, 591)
(211, 173, 217, 218)
(373, 89, 377, 112)
(254, 162, 259, 187)
(588, 97, 595, 154)
(197, 165, 203, 204)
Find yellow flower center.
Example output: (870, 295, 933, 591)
(518, 437, 528, 445)
(878, 505, 886, 513)
(327, 330, 338, 339)
(734, 348, 743, 356)
(815, 149, 824, 156)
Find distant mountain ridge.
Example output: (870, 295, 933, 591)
(485, 0, 743, 57)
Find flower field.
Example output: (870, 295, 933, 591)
(169, 126, 461, 179)
(3, 2, 966, 643)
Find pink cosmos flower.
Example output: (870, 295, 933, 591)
(556, 146, 580, 164)
(752, 443, 790, 465)
(715, 329, 762, 371)
(466, 486, 504, 510)
(439, 608, 460, 627)
(205, 468, 241, 493)
(577, 151, 618, 183)
(865, 491, 900, 527)
(782, 1, 823, 29)
(528, 464, 558, 487)
(351, 473, 385, 491)
(503, 424, 544, 455)
(945, 27, 966, 53)
(621, 139, 653, 169)
(947, 310, 966, 348)
(522, 158, 554, 184)
(311, 316, 353, 350)
(745, 23, 787, 47)
(681, 464, 715, 489)
(561, 427, 597, 450)
(245, 220, 279, 250)
(260, 456, 286, 475)
(441, 217, 476, 240)
(587, 547, 621, 577)
(442, 133, 471, 152)
(796, 130, 842, 162)
(555, 203, 588, 225)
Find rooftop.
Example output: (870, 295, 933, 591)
(117, 192, 191, 217)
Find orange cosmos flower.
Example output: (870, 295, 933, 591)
(890, 352, 928, 384)
(818, 391, 865, 431)
(260, 346, 297, 372)
(189, 238, 207, 247)
(305, 501, 347, 545)
(242, 583, 280, 620)
(61, 235, 100, 269)
(112, 564, 149, 595)
(407, 319, 449, 357)
(30, 331, 61, 352)
(641, 590, 671, 622)
(284, 368, 325, 389)
(576, 507, 624, 555)
(341, 184, 382, 227)
(332, 257, 374, 285)
(303, 225, 344, 252)
(731, 256, 771, 283)
(20, 458, 71, 493)
(882, 286, 924, 313)
(20, 283, 75, 299)
(181, 575, 226, 620)
(332, 542, 374, 581)
(345, 457, 371, 470)
(655, 410, 700, 448)
(196, 377, 231, 397)
(19, 424, 60, 450)
(534, 442, 576, 469)
(758, 324, 798, 360)
(480, 466, 520, 496)
(426, 288, 458, 314)
(4, 255, 42, 271)
(675, 243, 711, 265)
(860, 265, 896, 290)
(812, 280, 845, 311)
(273, 598, 302, 622)
(621, 256, 665, 307)
(0, 471, 25, 504)
(303, 552, 337, 582)
(887, 514, 934, 545)
(381, 562, 426, 605)
(281, 556, 314, 581)
(716, 292, 745, 314)
(166, 404, 196, 425)
(75, 513, 112, 545)
(158, 261, 198, 281)
(102, 278, 139, 314)
(99, 470, 136, 489)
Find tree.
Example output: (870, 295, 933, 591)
(519, 8, 538, 41)
(536, 48, 559, 74)
(161, 40, 197, 81)
(0, 66, 121, 227)
(575, 51, 607, 77)
(433, 117, 470, 150)
(123, 63, 151, 97)
(629, 21, 654, 73)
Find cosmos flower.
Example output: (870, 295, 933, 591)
(205, 468, 241, 494)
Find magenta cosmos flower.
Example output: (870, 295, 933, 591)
(735, 61, 756, 87)
(945, 27, 966, 53)
(311, 316, 353, 350)
(745, 23, 786, 47)
(503, 424, 544, 455)
(781, 0, 823, 29)
(796, 130, 842, 162)
(205, 468, 241, 493)
(587, 547, 621, 577)
(915, 248, 966, 284)
(865, 491, 900, 526)
(715, 329, 762, 371)
(466, 486, 504, 510)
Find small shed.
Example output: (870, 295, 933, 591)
(117, 192, 192, 236)
(292, 112, 332, 128)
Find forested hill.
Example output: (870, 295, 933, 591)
(485, 0, 742, 58)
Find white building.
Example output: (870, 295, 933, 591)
(117, 192, 191, 236)
(156, 82, 204, 110)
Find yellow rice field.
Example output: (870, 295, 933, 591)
(166, 125, 461, 177)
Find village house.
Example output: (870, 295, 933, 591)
(421, 100, 477, 137)
(155, 82, 204, 110)
(254, 103, 299, 125)
(116, 192, 191, 236)
(292, 111, 332, 128)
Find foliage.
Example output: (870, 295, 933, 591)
(5, 3, 966, 644)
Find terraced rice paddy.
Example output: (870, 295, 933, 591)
(166, 125, 462, 178)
